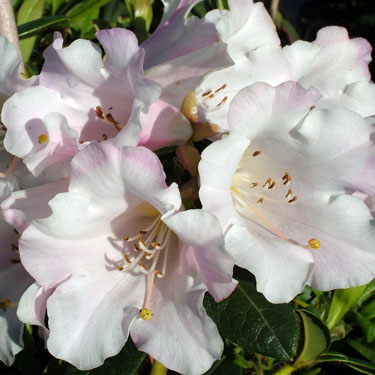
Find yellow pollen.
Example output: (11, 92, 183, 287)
(139, 308, 153, 320)
(308, 238, 321, 250)
(38, 134, 49, 144)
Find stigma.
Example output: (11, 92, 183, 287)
(38, 134, 49, 144)
(308, 238, 321, 250)
(139, 308, 153, 320)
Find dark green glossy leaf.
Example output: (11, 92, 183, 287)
(18, 15, 69, 37)
(204, 279, 299, 360)
(326, 285, 367, 329)
(294, 310, 330, 365)
(17, 0, 46, 62)
(348, 338, 375, 363)
(204, 357, 242, 375)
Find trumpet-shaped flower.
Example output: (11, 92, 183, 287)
(199, 81, 375, 303)
(19, 141, 236, 374)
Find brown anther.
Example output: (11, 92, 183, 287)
(139, 230, 147, 234)
(118, 265, 124, 271)
(0, 298, 11, 311)
(263, 178, 272, 188)
(105, 113, 123, 131)
(144, 252, 151, 257)
(202, 89, 212, 97)
(138, 260, 147, 269)
(257, 197, 264, 205)
(134, 244, 141, 251)
(208, 94, 215, 99)
(11, 243, 18, 251)
(310, 105, 316, 111)
(155, 270, 163, 276)
(268, 180, 276, 189)
(109, 106, 113, 111)
(288, 196, 297, 203)
(249, 182, 258, 189)
(123, 236, 129, 241)
(102, 133, 108, 141)
(13, 229, 20, 235)
(252, 150, 262, 157)
(285, 189, 292, 198)
(137, 235, 145, 246)
(214, 84, 227, 93)
(124, 254, 132, 263)
(216, 96, 228, 107)
(282, 172, 291, 185)
(79, 140, 84, 144)
(151, 242, 160, 248)
(95, 106, 105, 120)
(10, 259, 20, 263)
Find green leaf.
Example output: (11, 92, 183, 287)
(17, 0, 46, 62)
(317, 352, 375, 375)
(134, 0, 152, 31)
(294, 310, 330, 366)
(18, 15, 68, 37)
(326, 284, 367, 329)
(204, 279, 299, 360)
(90, 337, 146, 375)
(348, 338, 375, 363)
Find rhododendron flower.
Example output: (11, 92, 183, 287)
(199, 81, 375, 303)
(18, 141, 236, 374)
(196, 6, 374, 130)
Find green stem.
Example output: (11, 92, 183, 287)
(273, 364, 296, 375)
(150, 360, 167, 375)
(216, 0, 225, 10)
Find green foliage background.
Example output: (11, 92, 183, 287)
(1, 0, 375, 374)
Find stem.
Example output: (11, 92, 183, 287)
(150, 360, 167, 375)
(270, 0, 280, 21)
(273, 364, 296, 375)
(0, 0, 24, 73)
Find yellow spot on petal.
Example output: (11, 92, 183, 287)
(139, 308, 153, 320)
(136, 202, 160, 217)
(308, 238, 321, 250)
(38, 134, 49, 144)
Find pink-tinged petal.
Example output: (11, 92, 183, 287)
(217, 0, 280, 60)
(316, 81, 375, 117)
(139, 99, 192, 150)
(0, 218, 33, 365)
(199, 135, 249, 231)
(0, 37, 37, 99)
(225, 225, 314, 303)
(46, 271, 145, 370)
(142, 2, 219, 69)
(17, 283, 53, 339)
(164, 210, 236, 301)
(228, 81, 321, 140)
(130, 240, 223, 375)
(283, 26, 372, 96)
(146, 41, 231, 109)
(309, 195, 375, 290)
(196, 45, 290, 131)
(2, 178, 69, 233)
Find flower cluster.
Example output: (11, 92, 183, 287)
(0, 0, 374, 374)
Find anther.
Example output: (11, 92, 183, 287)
(38, 134, 49, 144)
(0, 298, 11, 311)
(123, 236, 129, 241)
(288, 196, 297, 204)
(214, 84, 227, 93)
(10, 259, 20, 264)
(308, 238, 321, 250)
(102, 133, 108, 141)
(216, 96, 228, 108)
(285, 189, 292, 198)
(118, 265, 124, 271)
(151, 242, 160, 248)
(257, 197, 264, 205)
(252, 151, 261, 157)
(95, 106, 105, 119)
(138, 260, 146, 269)
(202, 90, 212, 97)
(124, 254, 132, 263)
(134, 244, 141, 251)
(139, 230, 147, 234)
(155, 270, 163, 276)
(208, 94, 215, 99)
(282, 172, 291, 185)
(249, 182, 258, 189)
(263, 178, 272, 188)
(268, 180, 276, 189)
(139, 308, 153, 320)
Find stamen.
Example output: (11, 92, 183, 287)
(263, 178, 272, 188)
(282, 172, 291, 186)
(250, 182, 258, 189)
(10, 259, 20, 263)
(38, 134, 49, 144)
(308, 238, 321, 250)
(285, 189, 292, 198)
(268, 180, 276, 189)
(252, 151, 262, 157)
(216, 96, 228, 108)
(288, 196, 297, 204)
(95, 105, 124, 131)
(118, 265, 124, 271)
(202, 89, 212, 97)
(124, 254, 132, 263)
(257, 197, 264, 205)
(215, 84, 227, 93)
